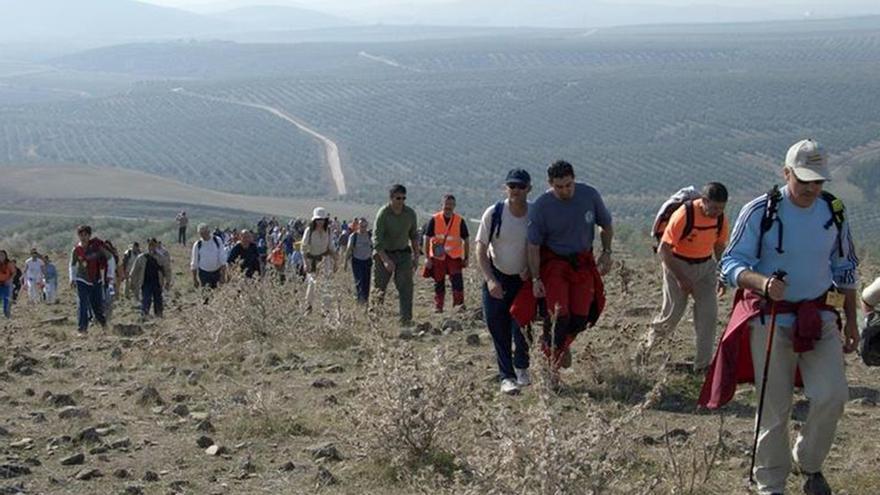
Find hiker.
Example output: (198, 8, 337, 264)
(11, 259, 22, 303)
(176, 210, 189, 245)
(121, 242, 141, 300)
(191, 223, 227, 289)
(373, 184, 420, 326)
(476, 169, 533, 395)
(302, 207, 339, 312)
(637, 182, 729, 372)
(268, 243, 287, 284)
(698, 139, 859, 495)
(23, 248, 46, 304)
(345, 217, 373, 304)
(43, 255, 58, 304)
(424, 194, 470, 312)
(130, 238, 170, 318)
(0, 250, 13, 318)
(69, 225, 115, 334)
(227, 230, 262, 278)
(103, 240, 121, 319)
(290, 242, 306, 282)
(527, 160, 613, 378)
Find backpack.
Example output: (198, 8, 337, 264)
(756, 186, 845, 259)
(651, 187, 721, 251)
(860, 311, 880, 366)
(488, 200, 504, 243)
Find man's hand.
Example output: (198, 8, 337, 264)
(383, 258, 395, 274)
(716, 279, 726, 298)
(765, 276, 786, 301)
(532, 279, 545, 298)
(597, 252, 612, 276)
(487, 278, 503, 299)
(843, 318, 859, 354)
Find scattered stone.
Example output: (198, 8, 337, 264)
(171, 404, 189, 417)
(264, 353, 283, 367)
(659, 428, 692, 444)
(110, 348, 123, 360)
(205, 445, 227, 456)
(109, 437, 131, 450)
(46, 393, 77, 408)
(29, 412, 46, 424)
(324, 395, 339, 406)
(76, 427, 100, 443)
(195, 420, 215, 433)
(0, 482, 25, 494)
(9, 438, 33, 449)
(189, 411, 209, 421)
(850, 397, 877, 407)
(196, 436, 214, 449)
(441, 318, 463, 333)
(239, 456, 256, 477)
(113, 468, 131, 479)
(124, 485, 144, 495)
(465, 334, 481, 346)
(60, 453, 85, 466)
(279, 461, 296, 472)
(23, 388, 34, 397)
(0, 464, 31, 479)
(40, 316, 68, 326)
(415, 322, 434, 334)
(88, 445, 109, 455)
(142, 471, 159, 482)
(307, 443, 341, 462)
(0, 426, 9, 436)
(136, 386, 164, 407)
(311, 378, 336, 389)
(398, 329, 415, 340)
(74, 468, 103, 481)
(8, 353, 39, 375)
(171, 393, 189, 403)
(46, 353, 72, 369)
(325, 364, 345, 374)
(168, 480, 189, 492)
(58, 406, 91, 420)
(316, 466, 337, 486)
(113, 324, 143, 337)
(185, 371, 201, 386)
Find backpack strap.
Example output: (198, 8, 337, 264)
(488, 200, 504, 243)
(679, 200, 696, 241)
(820, 191, 845, 257)
(716, 213, 724, 237)
(758, 185, 784, 259)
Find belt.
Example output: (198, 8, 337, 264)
(387, 247, 412, 254)
(672, 253, 712, 265)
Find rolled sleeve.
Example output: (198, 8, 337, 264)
(831, 219, 859, 290)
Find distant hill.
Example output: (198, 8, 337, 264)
(0, 0, 231, 42)
(210, 5, 354, 31)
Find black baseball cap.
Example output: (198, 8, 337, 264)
(505, 168, 531, 185)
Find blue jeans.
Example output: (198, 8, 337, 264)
(351, 257, 372, 303)
(141, 283, 164, 317)
(76, 281, 105, 331)
(482, 266, 530, 380)
(0, 284, 10, 318)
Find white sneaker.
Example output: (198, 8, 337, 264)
(515, 368, 531, 387)
(500, 378, 520, 395)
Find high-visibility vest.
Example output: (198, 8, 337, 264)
(429, 212, 464, 260)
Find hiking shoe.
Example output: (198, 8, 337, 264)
(802, 471, 831, 495)
(560, 348, 572, 369)
(515, 368, 531, 387)
(500, 378, 520, 395)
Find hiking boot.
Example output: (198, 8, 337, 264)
(515, 368, 531, 387)
(500, 378, 520, 395)
(802, 471, 831, 495)
(560, 348, 572, 369)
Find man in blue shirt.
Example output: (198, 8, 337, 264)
(715, 139, 858, 495)
(527, 160, 613, 378)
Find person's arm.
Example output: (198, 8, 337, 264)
(594, 192, 613, 275)
(409, 212, 420, 270)
(721, 198, 786, 298)
(191, 242, 200, 286)
(830, 215, 860, 353)
(460, 220, 470, 268)
(68, 248, 77, 286)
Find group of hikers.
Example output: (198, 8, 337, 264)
(2, 138, 880, 494)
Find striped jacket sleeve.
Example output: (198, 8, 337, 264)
(719, 195, 767, 287)
(831, 215, 859, 289)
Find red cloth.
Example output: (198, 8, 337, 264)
(510, 280, 537, 328)
(698, 289, 839, 410)
(73, 238, 108, 284)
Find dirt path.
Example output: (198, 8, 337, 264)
(172, 88, 347, 196)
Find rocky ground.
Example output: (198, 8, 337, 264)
(1, 246, 879, 494)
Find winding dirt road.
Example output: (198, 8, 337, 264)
(172, 88, 347, 196)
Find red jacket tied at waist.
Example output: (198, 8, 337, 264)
(698, 289, 840, 410)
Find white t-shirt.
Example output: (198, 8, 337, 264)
(475, 199, 529, 276)
(24, 258, 45, 280)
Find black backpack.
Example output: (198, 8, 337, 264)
(756, 186, 845, 259)
(651, 187, 722, 251)
(860, 311, 880, 366)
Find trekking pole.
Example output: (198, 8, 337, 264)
(749, 270, 786, 485)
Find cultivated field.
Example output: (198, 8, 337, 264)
(2, 242, 880, 494)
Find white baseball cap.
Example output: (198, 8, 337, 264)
(311, 207, 330, 221)
(785, 139, 831, 182)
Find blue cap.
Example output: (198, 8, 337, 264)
(505, 168, 531, 185)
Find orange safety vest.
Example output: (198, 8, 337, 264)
(429, 212, 464, 260)
(269, 248, 285, 267)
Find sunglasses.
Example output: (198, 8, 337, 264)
(393, 196, 406, 201)
(795, 177, 826, 186)
(506, 183, 528, 190)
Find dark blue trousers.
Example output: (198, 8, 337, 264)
(351, 257, 372, 303)
(76, 281, 105, 331)
(141, 283, 164, 317)
(482, 267, 530, 380)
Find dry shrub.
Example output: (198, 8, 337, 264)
(226, 386, 318, 440)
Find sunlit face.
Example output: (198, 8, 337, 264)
(442, 198, 456, 215)
(784, 167, 824, 208)
(549, 176, 575, 201)
(200, 228, 211, 240)
(701, 199, 726, 219)
(358, 218, 368, 231)
(505, 182, 531, 201)
(77, 231, 90, 244)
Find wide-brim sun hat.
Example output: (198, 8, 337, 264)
(311, 207, 330, 221)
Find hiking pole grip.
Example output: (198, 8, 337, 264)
(750, 270, 787, 484)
